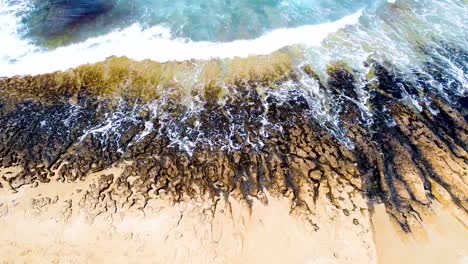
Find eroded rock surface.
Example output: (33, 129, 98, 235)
(0, 49, 466, 233)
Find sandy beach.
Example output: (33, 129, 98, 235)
(1, 166, 466, 264)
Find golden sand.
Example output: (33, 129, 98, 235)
(0, 167, 466, 264)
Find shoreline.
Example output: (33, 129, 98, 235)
(0, 37, 467, 263)
(0, 5, 363, 77)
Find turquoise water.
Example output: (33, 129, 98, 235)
(117, 0, 375, 41)
(0, 0, 466, 82)
(22, 0, 376, 43)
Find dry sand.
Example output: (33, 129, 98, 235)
(372, 203, 468, 264)
(0, 169, 466, 264)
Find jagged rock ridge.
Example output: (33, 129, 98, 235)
(0, 46, 466, 231)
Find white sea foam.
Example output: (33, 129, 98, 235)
(0, 0, 36, 63)
(0, 7, 362, 77)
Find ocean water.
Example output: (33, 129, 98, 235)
(0, 0, 466, 152)
(1, 0, 382, 75)
(22, 0, 375, 42)
(0, 0, 466, 79)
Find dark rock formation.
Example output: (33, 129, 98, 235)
(0, 49, 466, 231)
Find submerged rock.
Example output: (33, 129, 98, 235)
(24, 0, 117, 46)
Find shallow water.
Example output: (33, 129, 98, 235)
(0, 0, 466, 80)
(0, 0, 376, 76)
(22, 0, 375, 42)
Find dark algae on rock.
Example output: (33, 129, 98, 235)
(0, 45, 466, 231)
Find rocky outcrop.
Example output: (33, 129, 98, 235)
(0, 49, 466, 231)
